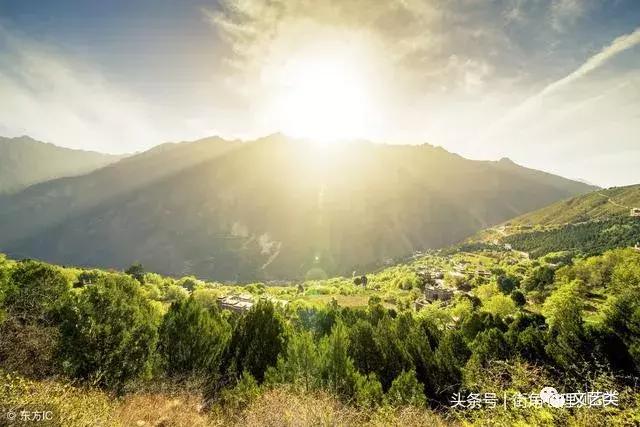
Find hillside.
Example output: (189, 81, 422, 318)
(505, 184, 640, 226)
(470, 185, 640, 258)
(0, 135, 597, 281)
(0, 136, 123, 194)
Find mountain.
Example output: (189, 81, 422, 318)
(0, 135, 597, 281)
(506, 184, 640, 226)
(0, 136, 123, 194)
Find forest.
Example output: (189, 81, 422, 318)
(1, 246, 639, 425)
(503, 217, 640, 258)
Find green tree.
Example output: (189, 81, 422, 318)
(470, 328, 509, 366)
(605, 289, 640, 372)
(543, 281, 586, 370)
(125, 262, 145, 284)
(348, 320, 383, 375)
(384, 370, 426, 407)
(505, 313, 547, 363)
(497, 274, 519, 294)
(523, 266, 555, 292)
(224, 301, 288, 383)
(5, 261, 71, 324)
(354, 372, 383, 408)
(434, 330, 470, 400)
(219, 370, 261, 411)
(158, 297, 231, 376)
(269, 331, 320, 391)
(176, 276, 203, 292)
(511, 290, 526, 307)
(58, 275, 160, 391)
(320, 321, 358, 398)
(374, 316, 413, 390)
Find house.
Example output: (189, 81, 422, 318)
(261, 295, 289, 308)
(237, 293, 253, 301)
(217, 294, 254, 313)
(475, 269, 491, 279)
(424, 286, 454, 302)
(631, 208, 640, 217)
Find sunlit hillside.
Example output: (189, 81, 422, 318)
(467, 185, 640, 259)
(506, 184, 640, 226)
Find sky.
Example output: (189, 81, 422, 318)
(0, 0, 639, 187)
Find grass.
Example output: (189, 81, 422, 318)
(2, 369, 640, 427)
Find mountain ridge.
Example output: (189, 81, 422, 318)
(0, 135, 597, 280)
(0, 135, 124, 194)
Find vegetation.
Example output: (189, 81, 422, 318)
(1, 243, 640, 425)
(504, 217, 640, 258)
(506, 184, 640, 227)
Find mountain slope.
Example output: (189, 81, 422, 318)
(0, 136, 240, 250)
(478, 185, 640, 258)
(506, 184, 640, 226)
(0, 135, 597, 280)
(0, 136, 123, 193)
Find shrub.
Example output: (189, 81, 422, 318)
(223, 301, 288, 383)
(511, 290, 526, 306)
(158, 297, 231, 376)
(219, 371, 261, 411)
(384, 370, 426, 407)
(354, 372, 383, 408)
(4, 261, 71, 324)
(58, 275, 161, 391)
(319, 321, 358, 398)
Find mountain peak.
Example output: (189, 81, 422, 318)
(499, 157, 517, 165)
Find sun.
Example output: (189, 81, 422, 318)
(266, 55, 373, 143)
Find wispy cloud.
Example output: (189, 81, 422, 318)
(486, 25, 640, 136)
(0, 25, 171, 153)
(536, 26, 640, 97)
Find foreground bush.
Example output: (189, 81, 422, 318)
(158, 297, 231, 376)
(58, 276, 161, 391)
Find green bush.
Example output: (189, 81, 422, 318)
(354, 372, 383, 408)
(223, 301, 288, 383)
(58, 275, 161, 391)
(4, 261, 72, 324)
(384, 370, 426, 407)
(158, 297, 231, 376)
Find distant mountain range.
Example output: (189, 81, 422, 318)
(0, 134, 599, 281)
(0, 136, 123, 194)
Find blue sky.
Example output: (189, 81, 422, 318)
(1, 0, 639, 186)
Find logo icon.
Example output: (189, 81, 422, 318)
(540, 387, 565, 408)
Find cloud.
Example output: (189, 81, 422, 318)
(486, 25, 640, 137)
(0, 25, 172, 153)
(536, 26, 640, 97)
